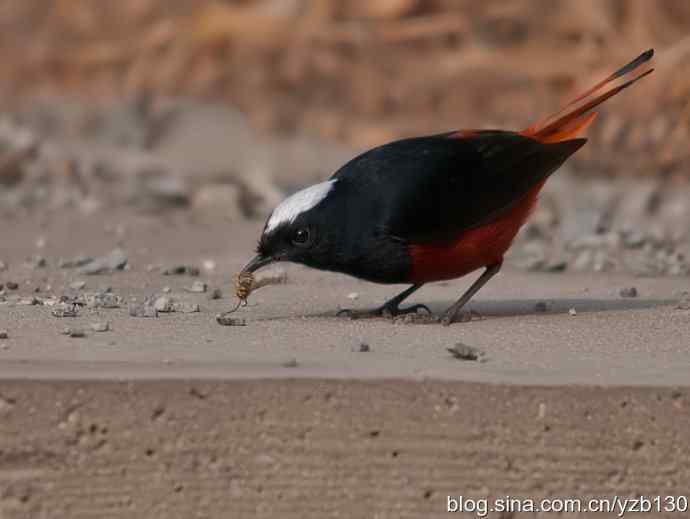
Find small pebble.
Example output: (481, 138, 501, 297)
(78, 249, 128, 275)
(173, 302, 200, 313)
(162, 286, 172, 293)
(282, 357, 299, 368)
(128, 302, 158, 318)
(85, 292, 121, 309)
(621, 230, 646, 249)
(70, 280, 87, 290)
(0, 260, 7, 271)
(619, 287, 638, 298)
(202, 259, 216, 271)
(27, 255, 47, 269)
(456, 311, 475, 323)
(347, 292, 360, 300)
(544, 260, 567, 272)
(59, 256, 93, 269)
(569, 308, 577, 316)
(0, 330, 8, 339)
(523, 256, 545, 272)
(189, 280, 207, 293)
(6, 282, 18, 290)
(19, 296, 41, 306)
(52, 304, 80, 318)
(447, 343, 485, 361)
(162, 265, 200, 276)
(534, 301, 548, 313)
(677, 292, 690, 310)
(216, 314, 246, 326)
(352, 342, 370, 352)
(62, 327, 86, 338)
(209, 288, 223, 300)
(90, 322, 111, 332)
(153, 295, 174, 313)
(396, 312, 439, 325)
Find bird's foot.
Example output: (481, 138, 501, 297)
(337, 303, 431, 320)
(441, 309, 483, 326)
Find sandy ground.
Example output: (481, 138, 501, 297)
(1, 210, 689, 385)
(1, 210, 690, 517)
(1, 380, 688, 518)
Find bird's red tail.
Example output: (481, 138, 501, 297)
(522, 49, 654, 144)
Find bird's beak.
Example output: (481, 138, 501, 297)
(240, 254, 275, 274)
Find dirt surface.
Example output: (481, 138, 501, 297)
(1, 210, 689, 385)
(0, 380, 688, 518)
(1, 210, 690, 517)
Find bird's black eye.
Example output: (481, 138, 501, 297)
(292, 228, 311, 247)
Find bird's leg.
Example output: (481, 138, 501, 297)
(441, 262, 502, 325)
(337, 283, 429, 319)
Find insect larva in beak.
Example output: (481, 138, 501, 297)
(219, 268, 288, 320)
(235, 271, 255, 302)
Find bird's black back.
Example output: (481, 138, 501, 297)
(330, 131, 585, 244)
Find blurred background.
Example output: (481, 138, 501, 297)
(1, 0, 689, 276)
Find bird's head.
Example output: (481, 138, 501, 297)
(240, 179, 338, 275)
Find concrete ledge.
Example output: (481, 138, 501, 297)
(0, 379, 688, 518)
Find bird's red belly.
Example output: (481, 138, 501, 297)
(408, 182, 543, 283)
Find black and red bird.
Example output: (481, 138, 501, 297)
(240, 50, 654, 324)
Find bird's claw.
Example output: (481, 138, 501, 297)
(338, 303, 431, 320)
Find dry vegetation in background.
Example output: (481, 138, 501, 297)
(1, 0, 689, 177)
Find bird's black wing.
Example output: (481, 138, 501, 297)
(331, 131, 585, 244)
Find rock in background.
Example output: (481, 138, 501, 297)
(0, 97, 354, 217)
(0, 1, 688, 178)
(509, 173, 690, 277)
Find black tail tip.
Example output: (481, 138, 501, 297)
(615, 48, 655, 79)
(641, 48, 654, 61)
(569, 137, 588, 151)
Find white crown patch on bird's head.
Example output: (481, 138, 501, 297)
(265, 179, 337, 233)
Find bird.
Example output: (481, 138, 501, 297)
(239, 49, 654, 325)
